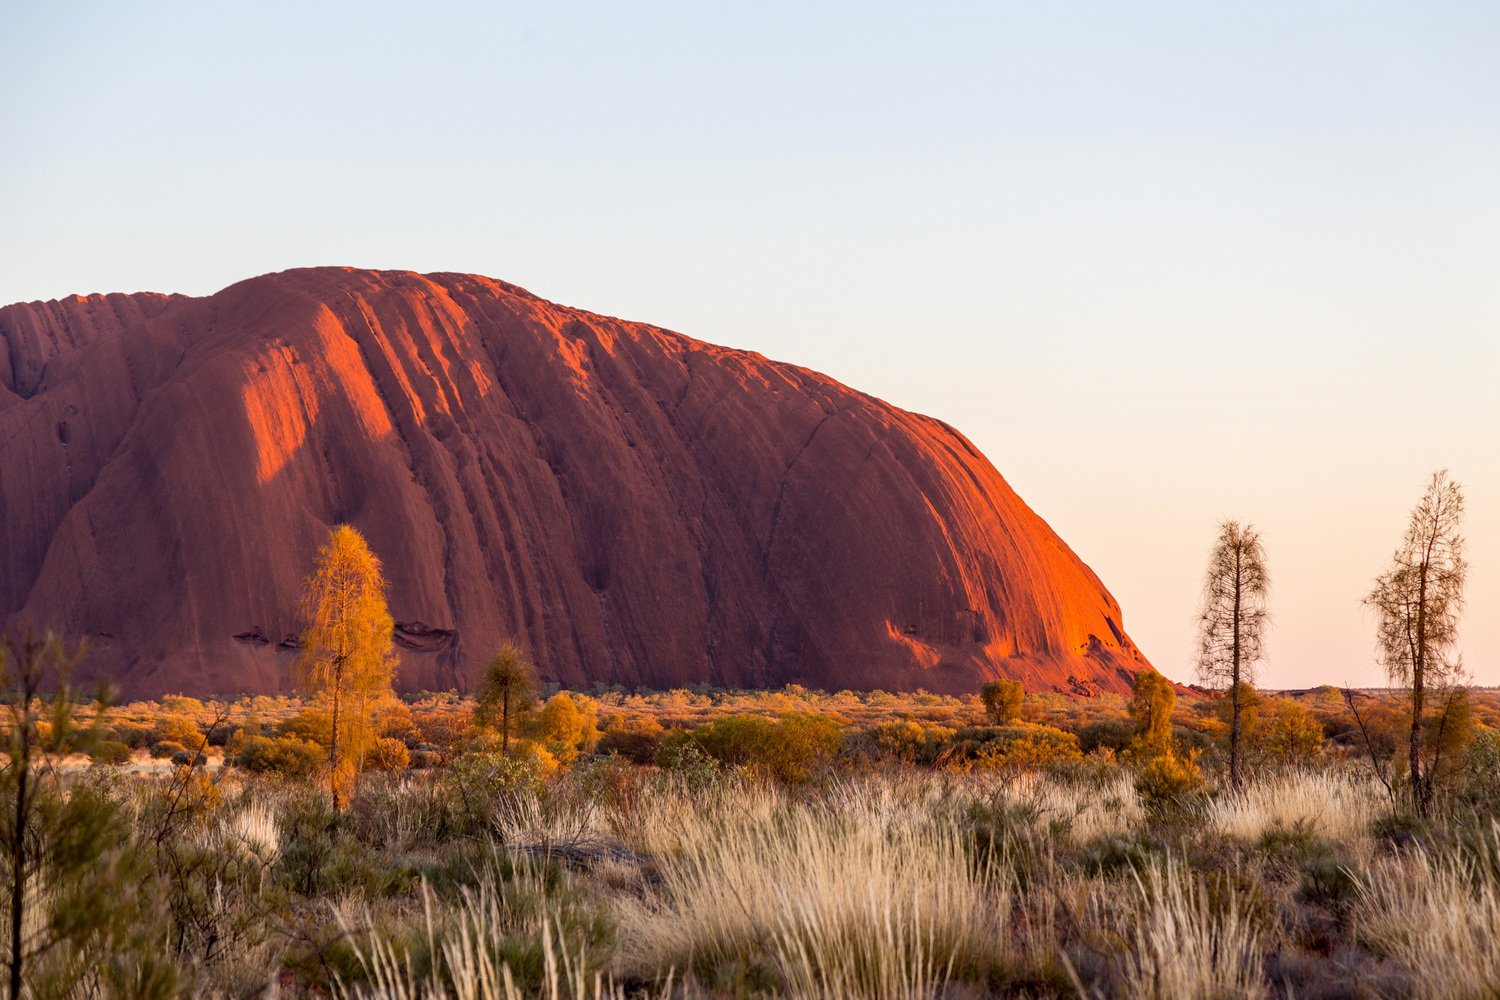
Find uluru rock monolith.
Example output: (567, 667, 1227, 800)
(1, 268, 1147, 697)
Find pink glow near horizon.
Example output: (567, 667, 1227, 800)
(3, 3, 1496, 687)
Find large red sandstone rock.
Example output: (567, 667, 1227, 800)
(0, 268, 1147, 697)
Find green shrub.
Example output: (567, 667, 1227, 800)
(234, 734, 324, 780)
(980, 679, 1025, 724)
(768, 713, 844, 782)
(109, 719, 157, 748)
(1253, 819, 1328, 868)
(972, 724, 1082, 772)
(654, 736, 724, 790)
(1371, 812, 1429, 851)
(278, 708, 332, 747)
(1075, 835, 1156, 877)
(596, 716, 663, 763)
(844, 719, 954, 766)
(150, 740, 188, 760)
(1296, 855, 1362, 910)
(89, 739, 134, 765)
(1077, 719, 1134, 755)
(442, 751, 545, 835)
(1133, 753, 1202, 809)
(680, 713, 844, 783)
(690, 714, 778, 766)
(159, 695, 206, 716)
(1461, 727, 1500, 810)
(964, 798, 1046, 884)
(153, 714, 206, 751)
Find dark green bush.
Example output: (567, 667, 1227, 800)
(1296, 855, 1362, 910)
(964, 798, 1046, 885)
(1077, 720, 1134, 755)
(1075, 835, 1157, 877)
(150, 740, 188, 760)
(595, 725, 662, 763)
(90, 739, 134, 765)
(1371, 812, 1429, 851)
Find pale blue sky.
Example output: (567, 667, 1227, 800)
(4, 2, 1497, 686)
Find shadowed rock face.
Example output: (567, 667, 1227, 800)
(0, 268, 1147, 697)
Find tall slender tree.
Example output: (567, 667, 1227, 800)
(296, 525, 397, 811)
(1196, 520, 1270, 789)
(1365, 470, 1466, 817)
(475, 641, 538, 753)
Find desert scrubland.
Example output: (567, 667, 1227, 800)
(2, 673, 1499, 1000)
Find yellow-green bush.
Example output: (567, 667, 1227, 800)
(536, 692, 600, 763)
(233, 734, 324, 779)
(90, 739, 134, 765)
(109, 719, 157, 749)
(153, 714, 207, 752)
(1134, 752, 1203, 808)
(365, 736, 410, 772)
(278, 708, 332, 747)
(685, 712, 844, 783)
(854, 719, 940, 764)
(972, 724, 1083, 772)
(980, 679, 1025, 724)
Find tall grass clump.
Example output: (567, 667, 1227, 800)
(1093, 860, 1265, 1000)
(617, 778, 1004, 997)
(338, 861, 621, 1000)
(1209, 770, 1383, 844)
(1003, 769, 1145, 842)
(1356, 830, 1500, 998)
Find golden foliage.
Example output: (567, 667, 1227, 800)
(1128, 668, 1176, 758)
(295, 524, 397, 809)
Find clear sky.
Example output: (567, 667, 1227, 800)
(3, 2, 1497, 687)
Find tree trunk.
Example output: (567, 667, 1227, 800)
(329, 662, 343, 813)
(1411, 559, 1429, 817)
(9, 754, 27, 1000)
(1229, 549, 1242, 790)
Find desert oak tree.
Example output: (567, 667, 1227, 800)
(1365, 470, 1466, 817)
(1196, 520, 1269, 789)
(475, 641, 538, 753)
(296, 525, 397, 811)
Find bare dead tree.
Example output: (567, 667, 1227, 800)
(1196, 520, 1269, 789)
(1365, 470, 1466, 818)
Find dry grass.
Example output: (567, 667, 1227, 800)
(1208, 769, 1385, 844)
(47, 689, 1500, 998)
(333, 768, 1500, 998)
(1114, 861, 1265, 1000)
(615, 778, 1004, 997)
(340, 888, 626, 1000)
(1356, 828, 1500, 999)
(1004, 769, 1145, 842)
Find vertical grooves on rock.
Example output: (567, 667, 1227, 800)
(2, 267, 1149, 697)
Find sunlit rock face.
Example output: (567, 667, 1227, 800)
(0, 268, 1147, 697)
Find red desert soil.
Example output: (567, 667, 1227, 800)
(1, 268, 1148, 698)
